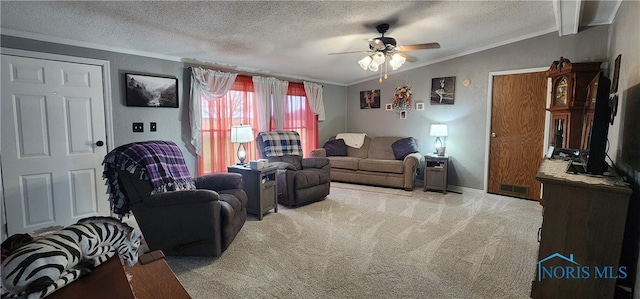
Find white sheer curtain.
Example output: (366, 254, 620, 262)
(252, 76, 272, 132)
(303, 81, 326, 121)
(190, 67, 237, 155)
(252, 76, 289, 131)
(272, 79, 289, 130)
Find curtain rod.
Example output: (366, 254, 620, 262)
(186, 66, 322, 86)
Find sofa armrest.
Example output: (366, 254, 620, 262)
(194, 173, 243, 191)
(402, 152, 423, 191)
(403, 152, 422, 169)
(310, 148, 327, 157)
(301, 157, 330, 169)
(143, 189, 220, 208)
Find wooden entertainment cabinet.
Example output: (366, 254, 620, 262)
(531, 159, 631, 299)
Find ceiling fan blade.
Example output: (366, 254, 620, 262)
(397, 52, 418, 63)
(328, 50, 371, 55)
(397, 43, 441, 51)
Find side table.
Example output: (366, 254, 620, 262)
(423, 154, 449, 194)
(228, 165, 277, 220)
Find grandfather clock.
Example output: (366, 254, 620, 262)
(547, 57, 601, 149)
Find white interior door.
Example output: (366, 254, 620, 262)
(1, 54, 110, 234)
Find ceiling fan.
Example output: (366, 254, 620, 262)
(329, 23, 440, 81)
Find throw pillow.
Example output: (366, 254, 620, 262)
(391, 137, 419, 160)
(324, 139, 348, 156)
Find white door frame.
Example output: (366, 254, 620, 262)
(0, 48, 114, 241)
(484, 67, 551, 193)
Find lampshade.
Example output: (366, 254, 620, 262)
(358, 56, 372, 70)
(389, 53, 406, 70)
(231, 125, 254, 143)
(372, 52, 386, 64)
(368, 62, 379, 72)
(430, 124, 448, 137)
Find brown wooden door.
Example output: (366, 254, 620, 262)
(488, 72, 547, 200)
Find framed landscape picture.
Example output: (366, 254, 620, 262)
(125, 73, 178, 107)
(430, 76, 456, 105)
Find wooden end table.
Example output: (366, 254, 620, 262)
(228, 165, 278, 220)
(423, 154, 449, 194)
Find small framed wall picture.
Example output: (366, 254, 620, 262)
(360, 89, 381, 109)
(430, 76, 456, 105)
(611, 54, 621, 93)
(416, 102, 424, 110)
(386, 103, 393, 111)
(400, 111, 407, 119)
(125, 73, 178, 107)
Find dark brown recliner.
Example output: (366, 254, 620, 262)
(256, 131, 330, 206)
(104, 140, 247, 257)
(117, 171, 247, 257)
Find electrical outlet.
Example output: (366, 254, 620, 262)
(132, 122, 144, 132)
(150, 122, 157, 132)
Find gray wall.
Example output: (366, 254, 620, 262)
(606, 0, 640, 293)
(347, 25, 610, 190)
(0, 35, 347, 174)
(318, 83, 347, 145)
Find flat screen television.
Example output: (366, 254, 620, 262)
(584, 71, 611, 175)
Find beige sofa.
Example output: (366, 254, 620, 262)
(310, 135, 422, 191)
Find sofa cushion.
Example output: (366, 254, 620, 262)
(358, 159, 404, 174)
(367, 137, 402, 160)
(327, 156, 360, 170)
(345, 135, 371, 158)
(323, 139, 347, 156)
(391, 137, 419, 160)
(295, 169, 330, 189)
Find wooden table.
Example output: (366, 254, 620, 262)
(49, 252, 190, 299)
(228, 165, 278, 220)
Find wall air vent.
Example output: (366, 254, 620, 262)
(500, 183, 529, 196)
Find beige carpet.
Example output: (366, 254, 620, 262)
(166, 183, 543, 299)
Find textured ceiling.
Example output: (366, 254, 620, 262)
(0, 1, 619, 86)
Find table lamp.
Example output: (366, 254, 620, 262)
(231, 125, 253, 164)
(430, 124, 448, 156)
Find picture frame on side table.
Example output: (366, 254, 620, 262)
(125, 73, 178, 107)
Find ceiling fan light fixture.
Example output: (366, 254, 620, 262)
(372, 52, 386, 64)
(389, 53, 406, 70)
(358, 56, 372, 70)
(368, 62, 379, 72)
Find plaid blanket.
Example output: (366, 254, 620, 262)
(102, 140, 196, 216)
(259, 131, 303, 157)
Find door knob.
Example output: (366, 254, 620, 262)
(95, 141, 104, 147)
(491, 132, 497, 138)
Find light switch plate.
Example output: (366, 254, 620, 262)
(133, 122, 143, 132)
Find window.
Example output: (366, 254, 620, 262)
(199, 77, 317, 175)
